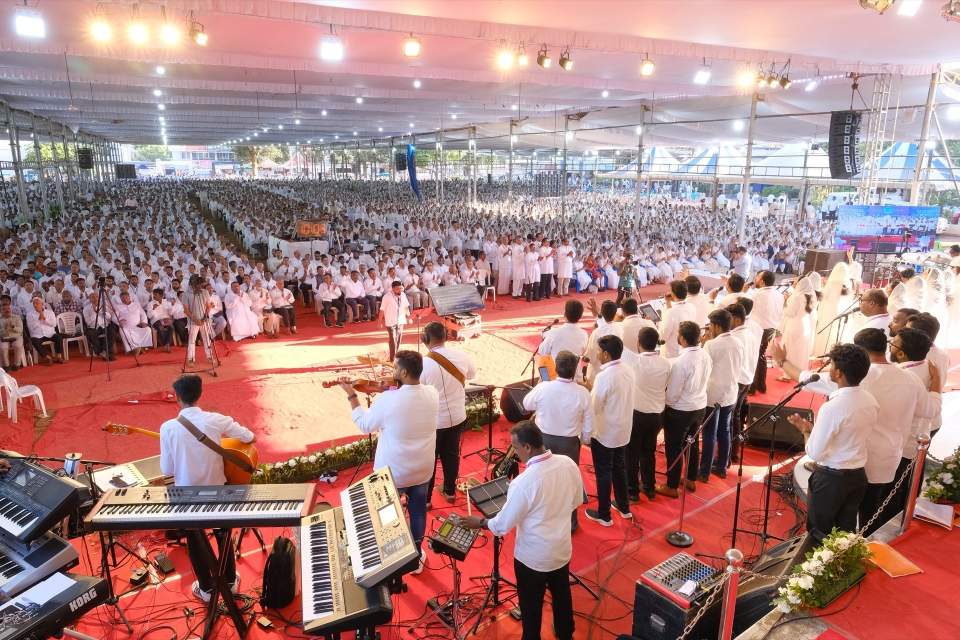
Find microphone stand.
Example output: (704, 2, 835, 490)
(815, 296, 859, 350)
(521, 320, 556, 386)
(666, 404, 720, 548)
(729, 382, 809, 553)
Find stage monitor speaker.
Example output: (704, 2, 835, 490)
(828, 110, 861, 179)
(801, 248, 847, 276)
(499, 382, 533, 423)
(731, 535, 814, 634)
(744, 403, 812, 450)
(77, 148, 94, 170)
(395, 153, 407, 171)
(114, 163, 136, 179)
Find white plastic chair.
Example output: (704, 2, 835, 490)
(484, 285, 496, 303)
(56, 312, 88, 362)
(0, 369, 47, 423)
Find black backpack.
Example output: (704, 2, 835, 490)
(260, 536, 297, 609)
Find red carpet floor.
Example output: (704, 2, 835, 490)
(3, 285, 957, 639)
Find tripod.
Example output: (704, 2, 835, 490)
(463, 385, 502, 468)
(87, 280, 141, 381)
(427, 555, 470, 640)
(469, 533, 517, 635)
(666, 404, 719, 548)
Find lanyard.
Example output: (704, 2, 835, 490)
(525, 451, 553, 468)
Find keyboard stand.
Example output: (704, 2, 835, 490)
(427, 557, 470, 640)
(468, 534, 517, 635)
(196, 527, 249, 639)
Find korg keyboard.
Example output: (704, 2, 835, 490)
(341, 469, 418, 588)
(0, 532, 78, 599)
(0, 454, 80, 544)
(84, 484, 314, 531)
(300, 507, 392, 636)
(0, 572, 107, 640)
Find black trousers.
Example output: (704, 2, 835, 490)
(320, 299, 345, 326)
(627, 411, 662, 495)
(590, 439, 629, 519)
(85, 324, 118, 358)
(859, 481, 891, 536)
(173, 318, 188, 344)
(299, 282, 314, 306)
(731, 383, 749, 462)
(386, 325, 403, 360)
(524, 281, 541, 302)
(514, 559, 574, 640)
(751, 328, 776, 394)
(186, 528, 236, 593)
(31, 334, 63, 358)
(427, 420, 466, 497)
(152, 320, 173, 346)
(542, 433, 583, 528)
(807, 466, 867, 543)
(663, 407, 705, 489)
(274, 305, 296, 329)
(875, 456, 913, 531)
(539, 273, 553, 299)
(284, 279, 300, 301)
(344, 297, 371, 321)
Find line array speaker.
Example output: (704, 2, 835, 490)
(114, 163, 136, 179)
(395, 152, 407, 171)
(828, 110, 861, 179)
(77, 148, 94, 170)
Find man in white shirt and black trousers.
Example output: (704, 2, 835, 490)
(747, 270, 784, 394)
(787, 344, 877, 542)
(657, 321, 712, 498)
(343, 350, 438, 573)
(461, 421, 582, 640)
(159, 374, 256, 602)
(585, 334, 636, 526)
(537, 300, 588, 363)
(420, 321, 477, 505)
(523, 350, 593, 529)
(380, 280, 411, 361)
(700, 309, 743, 482)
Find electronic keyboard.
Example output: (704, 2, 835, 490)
(0, 454, 81, 545)
(0, 572, 107, 640)
(84, 483, 314, 531)
(0, 532, 78, 599)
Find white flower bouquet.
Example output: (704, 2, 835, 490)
(251, 436, 377, 484)
(922, 445, 960, 504)
(773, 529, 870, 613)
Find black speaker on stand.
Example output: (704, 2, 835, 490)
(498, 382, 533, 423)
(78, 148, 94, 170)
(395, 153, 407, 172)
(828, 111, 861, 179)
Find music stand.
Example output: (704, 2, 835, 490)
(463, 385, 502, 468)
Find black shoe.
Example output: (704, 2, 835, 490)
(644, 490, 656, 501)
(628, 491, 641, 503)
(584, 509, 612, 527)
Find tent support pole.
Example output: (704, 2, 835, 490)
(910, 70, 939, 205)
(737, 90, 759, 240)
(932, 111, 960, 199)
(635, 117, 645, 233)
(561, 115, 569, 218)
(508, 119, 514, 209)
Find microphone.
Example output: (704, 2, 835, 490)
(794, 373, 821, 388)
(581, 356, 590, 381)
(542, 318, 560, 334)
(834, 306, 861, 320)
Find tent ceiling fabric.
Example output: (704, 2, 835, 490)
(0, 0, 957, 145)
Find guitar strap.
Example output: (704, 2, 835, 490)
(176, 415, 255, 474)
(426, 351, 466, 387)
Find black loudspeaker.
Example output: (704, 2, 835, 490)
(801, 248, 848, 276)
(115, 163, 136, 179)
(828, 111, 861, 179)
(499, 382, 533, 423)
(395, 153, 407, 171)
(487, 173, 493, 186)
(77, 148, 93, 170)
(744, 403, 812, 450)
(729, 535, 813, 633)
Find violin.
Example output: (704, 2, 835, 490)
(322, 377, 392, 395)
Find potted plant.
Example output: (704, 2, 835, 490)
(922, 445, 960, 504)
(774, 529, 871, 613)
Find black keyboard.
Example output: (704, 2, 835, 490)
(0, 454, 81, 544)
(0, 573, 108, 640)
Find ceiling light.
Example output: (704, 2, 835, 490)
(14, 10, 46, 39)
(355, 97, 364, 104)
(779, 76, 792, 89)
(89, 18, 112, 42)
(307, 139, 311, 143)
(737, 69, 756, 88)
(127, 22, 149, 45)
(558, 47, 573, 71)
(602, 89, 610, 98)
(805, 79, 819, 91)
(155, 65, 166, 75)
(353, 131, 358, 136)
(413, 79, 422, 89)
(897, 0, 923, 15)
(693, 66, 712, 85)
(635, 126, 643, 135)
(409, 122, 415, 128)
(640, 56, 655, 76)
(565, 130, 574, 141)
(947, 105, 960, 121)
(496, 43, 514, 70)
(158, 116, 165, 122)
(451, 114, 457, 120)
(732, 120, 745, 132)
(253, 132, 258, 137)
(321, 109, 328, 116)
(294, 119, 301, 125)
(188, 12, 208, 46)
(378, 126, 383, 132)
(537, 46, 552, 69)
(278, 124, 284, 130)
(859, 0, 897, 13)
(153, 89, 162, 97)
(160, 22, 181, 46)
(517, 44, 529, 67)
(511, 104, 519, 111)
(318, 138, 323, 142)
(319, 32, 344, 61)
(334, 135, 339, 139)
(756, 73, 768, 88)
(157, 103, 166, 110)
(510, 135, 518, 144)
(263, 127, 269, 132)
(245, 136, 250, 141)
(403, 34, 421, 58)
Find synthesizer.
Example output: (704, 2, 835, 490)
(0, 454, 81, 545)
(0, 532, 78, 599)
(300, 507, 392, 636)
(341, 469, 418, 588)
(0, 572, 107, 640)
(84, 483, 314, 531)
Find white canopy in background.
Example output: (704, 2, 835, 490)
(751, 144, 831, 179)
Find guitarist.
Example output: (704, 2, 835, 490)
(159, 374, 256, 603)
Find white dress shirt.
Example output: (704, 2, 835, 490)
(806, 387, 877, 470)
(659, 300, 698, 358)
(619, 314, 656, 354)
(523, 378, 593, 438)
(704, 333, 743, 407)
(351, 383, 439, 488)
(379, 291, 410, 327)
(26, 304, 57, 338)
(898, 360, 942, 458)
(537, 322, 588, 362)
(420, 346, 477, 429)
(862, 313, 891, 336)
(159, 406, 255, 486)
(486, 451, 583, 572)
(665, 346, 712, 411)
(588, 359, 635, 448)
(342, 278, 365, 299)
(687, 293, 713, 327)
(748, 287, 784, 330)
(621, 350, 671, 414)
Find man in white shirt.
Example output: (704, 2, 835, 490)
(658, 321, 712, 498)
(147, 289, 174, 352)
(523, 350, 592, 529)
(619, 298, 655, 355)
(380, 280, 410, 361)
(787, 344, 876, 542)
(699, 309, 743, 482)
(685, 275, 712, 327)
(316, 273, 346, 328)
(461, 422, 582, 640)
(858, 288, 891, 335)
(585, 335, 636, 527)
(904, 312, 950, 385)
(343, 351, 438, 572)
(538, 300, 588, 364)
(659, 280, 698, 358)
(159, 374, 256, 602)
(26, 297, 64, 364)
(342, 270, 370, 323)
(622, 327, 670, 502)
(585, 300, 623, 384)
(420, 322, 477, 504)
(747, 270, 784, 394)
(363, 267, 384, 316)
(268, 278, 298, 334)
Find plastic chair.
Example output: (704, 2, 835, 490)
(56, 312, 88, 362)
(484, 285, 496, 303)
(1, 369, 47, 423)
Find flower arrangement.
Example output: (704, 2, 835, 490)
(251, 436, 377, 484)
(922, 445, 960, 504)
(773, 529, 871, 613)
(466, 393, 501, 431)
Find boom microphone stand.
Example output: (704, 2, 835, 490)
(666, 404, 719, 548)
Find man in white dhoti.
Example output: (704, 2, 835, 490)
(556, 238, 575, 296)
(510, 237, 526, 298)
(496, 237, 512, 296)
(116, 291, 152, 354)
(224, 282, 259, 341)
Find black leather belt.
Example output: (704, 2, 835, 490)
(813, 464, 864, 476)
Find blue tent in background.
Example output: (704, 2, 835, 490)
(874, 142, 956, 185)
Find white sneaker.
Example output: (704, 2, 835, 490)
(612, 505, 633, 520)
(411, 549, 426, 575)
(191, 581, 211, 603)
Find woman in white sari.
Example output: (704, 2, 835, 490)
(777, 274, 817, 381)
(921, 268, 949, 347)
(814, 262, 852, 355)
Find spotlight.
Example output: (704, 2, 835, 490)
(635, 125, 643, 135)
(378, 126, 383, 132)
(805, 79, 818, 91)
(155, 65, 166, 75)
(160, 22, 181, 45)
(496, 43, 514, 70)
(693, 66, 711, 85)
(153, 89, 162, 97)
(897, 0, 923, 16)
(640, 57, 655, 76)
(517, 44, 529, 66)
(403, 34, 421, 58)
(278, 124, 284, 130)
(353, 131, 358, 136)
(157, 103, 166, 110)
(558, 47, 573, 71)
(321, 109, 328, 116)
(334, 135, 339, 139)
(451, 114, 457, 120)
(89, 18, 112, 43)
(732, 120, 745, 132)
(245, 136, 250, 141)
(536, 46, 552, 69)
(319, 29, 344, 61)
(127, 22, 149, 45)
(602, 89, 609, 98)
(294, 119, 300, 125)
(158, 116, 165, 122)
(756, 72, 768, 88)
(511, 104, 519, 111)
(253, 132, 258, 137)
(737, 69, 756, 88)
(413, 79, 422, 89)
(779, 76, 792, 89)
(192, 27, 208, 46)
(355, 97, 364, 104)
(859, 0, 896, 13)
(14, 10, 46, 39)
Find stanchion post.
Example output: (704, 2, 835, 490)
(718, 549, 743, 640)
(899, 434, 930, 536)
